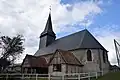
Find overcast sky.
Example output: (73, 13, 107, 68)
(0, 0, 120, 65)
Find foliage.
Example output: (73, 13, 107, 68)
(0, 35, 25, 72)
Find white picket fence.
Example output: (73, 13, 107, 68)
(0, 71, 103, 80)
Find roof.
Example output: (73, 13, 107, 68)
(22, 54, 48, 68)
(49, 49, 83, 66)
(40, 13, 56, 38)
(35, 29, 107, 56)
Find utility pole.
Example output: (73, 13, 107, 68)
(114, 39, 120, 67)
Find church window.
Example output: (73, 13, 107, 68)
(53, 64, 61, 72)
(87, 50, 92, 61)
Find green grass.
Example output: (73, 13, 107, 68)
(96, 72, 120, 80)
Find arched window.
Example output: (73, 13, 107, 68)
(87, 50, 92, 61)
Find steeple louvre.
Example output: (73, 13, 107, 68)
(39, 13, 56, 49)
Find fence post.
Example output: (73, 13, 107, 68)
(96, 72, 98, 79)
(36, 74, 38, 80)
(100, 71, 103, 76)
(48, 73, 50, 80)
(88, 72, 90, 80)
(29, 74, 30, 79)
(62, 73, 64, 80)
(22, 74, 24, 79)
(6, 74, 8, 80)
(78, 73, 81, 80)
(102, 71, 104, 76)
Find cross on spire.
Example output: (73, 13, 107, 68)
(49, 6, 51, 14)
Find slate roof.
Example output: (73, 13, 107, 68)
(40, 13, 56, 38)
(35, 29, 107, 56)
(49, 49, 83, 66)
(22, 55, 48, 68)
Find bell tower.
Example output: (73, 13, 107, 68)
(39, 13, 56, 49)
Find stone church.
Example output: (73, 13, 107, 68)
(22, 13, 110, 75)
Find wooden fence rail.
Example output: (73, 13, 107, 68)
(0, 71, 103, 80)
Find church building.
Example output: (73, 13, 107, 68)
(22, 12, 110, 75)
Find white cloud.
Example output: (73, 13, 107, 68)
(52, 1, 102, 33)
(0, 0, 103, 63)
(98, 35, 118, 65)
(92, 24, 120, 65)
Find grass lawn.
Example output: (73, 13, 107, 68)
(96, 72, 120, 80)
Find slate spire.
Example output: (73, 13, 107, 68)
(40, 12, 56, 38)
(39, 12, 56, 49)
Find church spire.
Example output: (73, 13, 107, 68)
(40, 12, 55, 38)
(39, 11, 56, 49)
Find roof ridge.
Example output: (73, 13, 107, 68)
(55, 29, 86, 41)
(58, 50, 67, 64)
(83, 30, 107, 51)
(78, 29, 87, 48)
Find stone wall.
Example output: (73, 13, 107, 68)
(71, 49, 110, 73)
(49, 64, 66, 76)
(49, 64, 83, 76)
(47, 48, 110, 74)
(67, 65, 83, 73)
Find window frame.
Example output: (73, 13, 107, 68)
(87, 49, 92, 61)
(53, 64, 61, 72)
